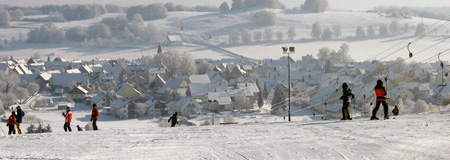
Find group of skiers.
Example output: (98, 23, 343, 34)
(340, 79, 400, 120)
(6, 106, 25, 135)
(62, 103, 99, 132)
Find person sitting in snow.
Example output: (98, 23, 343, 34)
(392, 105, 399, 116)
(168, 112, 179, 127)
(340, 83, 354, 120)
(6, 111, 16, 135)
(62, 107, 72, 132)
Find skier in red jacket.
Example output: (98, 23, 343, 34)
(90, 103, 99, 130)
(62, 107, 72, 132)
(6, 111, 16, 135)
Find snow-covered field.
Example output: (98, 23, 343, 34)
(1, 102, 449, 159)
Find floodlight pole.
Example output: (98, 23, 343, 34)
(282, 47, 294, 122)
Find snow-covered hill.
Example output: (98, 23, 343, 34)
(1, 110, 449, 159)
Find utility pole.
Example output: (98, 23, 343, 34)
(282, 47, 294, 122)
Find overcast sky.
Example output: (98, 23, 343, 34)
(0, 0, 448, 11)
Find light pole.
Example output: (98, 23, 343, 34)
(282, 46, 294, 122)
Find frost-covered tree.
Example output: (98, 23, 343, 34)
(126, 4, 167, 21)
(228, 29, 240, 44)
(240, 28, 252, 43)
(10, 10, 24, 21)
(311, 21, 322, 39)
(219, 2, 230, 13)
(391, 57, 408, 74)
(389, 20, 400, 35)
(179, 53, 197, 75)
(321, 27, 332, 40)
(48, 11, 65, 22)
(271, 84, 286, 114)
(66, 26, 86, 42)
(27, 23, 66, 43)
(231, 0, 245, 10)
(87, 23, 111, 39)
(257, 90, 263, 110)
(164, 3, 175, 12)
(276, 31, 283, 41)
(232, 90, 253, 111)
(335, 43, 353, 62)
(332, 25, 342, 39)
(301, 0, 328, 13)
(105, 4, 124, 13)
(367, 24, 375, 37)
(264, 28, 274, 41)
(287, 27, 296, 40)
(15, 87, 29, 103)
(253, 31, 263, 42)
(250, 10, 276, 26)
(415, 23, 426, 36)
(317, 47, 331, 62)
(355, 25, 365, 37)
(197, 60, 213, 74)
(0, 10, 11, 26)
(101, 16, 128, 31)
(378, 24, 389, 36)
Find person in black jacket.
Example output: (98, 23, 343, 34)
(168, 112, 178, 127)
(340, 83, 354, 120)
(15, 106, 25, 134)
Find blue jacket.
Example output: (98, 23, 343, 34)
(16, 109, 25, 123)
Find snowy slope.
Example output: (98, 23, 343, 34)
(1, 110, 449, 159)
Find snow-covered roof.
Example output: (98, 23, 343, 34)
(236, 83, 259, 94)
(188, 74, 211, 84)
(167, 35, 182, 42)
(111, 99, 129, 109)
(66, 68, 81, 74)
(18, 74, 38, 83)
(206, 92, 232, 105)
(127, 65, 149, 74)
(173, 96, 192, 108)
(143, 99, 158, 108)
(188, 81, 228, 97)
(90, 93, 106, 103)
(70, 86, 88, 94)
(149, 68, 165, 74)
(116, 82, 141, 95)
(50, 73, 89, 87)
(157, 75, 188, 93)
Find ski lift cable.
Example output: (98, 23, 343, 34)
(270, 22, 450, 112)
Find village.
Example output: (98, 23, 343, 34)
(0, 41, 448, 123)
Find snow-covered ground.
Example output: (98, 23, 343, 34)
(1, 102, 449, 159)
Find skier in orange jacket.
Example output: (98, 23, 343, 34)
(63, 107, 72, 132)
(371, 79, 389, 120)
(90, 103, 99, 130)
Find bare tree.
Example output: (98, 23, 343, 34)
(10, 10, 24, 21)
(367, 24, 375, 37)
(87, 23, 111, 39)
(287, 27, 297, 40)
(415, 23, 426, 36)
(264, 28, 274, 41)
(0, 10, 11, 26)
(197, 60, 213, 74)
(240, 28, 252, 43)
(14, 87, 29, 104)
(232, 91, 252, 112)
(219, 2, 230, 13)
(355, 25, 365, 37)
(276, 31, 284, 41)
(179, 53, 197, 75)
(253, 31, 263, 42)
(389, 20, 400, 35)
(228, 29, 240, 44)
(321, 27, 332, 40)
(250, 10, 276, 26)
(332, 25, 342, 39)
(311, 21, 322, 39)
(379, 24, 389, 36)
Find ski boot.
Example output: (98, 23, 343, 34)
(384, 116, 389, 120)
(370, 116, 379, 120)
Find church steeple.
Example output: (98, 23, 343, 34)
(157, 42, 163, 54)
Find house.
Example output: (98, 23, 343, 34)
(187, 74, 211, 84)
(149, 74, 166, 90)
(149, 68, 165, 82)
(146, 101, 168, 117)
(202, 91, 233, 112)
(166, 35, 182, 45)
(140, 99, 158, 116)
(170, 96, 202, 118)
(157, 74, 189, 96)
(126, 65, 150, 83)
(90, 93, 115, 109)
(110, 99, 130, 119)
(116, 82, 141, 101)
(186, 80, 228, 99)
(68, 86, 89, 103)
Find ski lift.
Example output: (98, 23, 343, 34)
(407, 42, 413, 59)
(438, 53, 447, 86)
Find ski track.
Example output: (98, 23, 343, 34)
(1, 112, 450, 159)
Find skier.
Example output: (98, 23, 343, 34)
(62, 107, 72, 132)
(371, 79, 389, 120)
(340, 83, 354, 120)
(90, 103, 99, 130)
(6, 111, 16, 135)
(168, 112, 179, 127)
(15, 106, 25, 134)
(392, 105, 399, 116)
